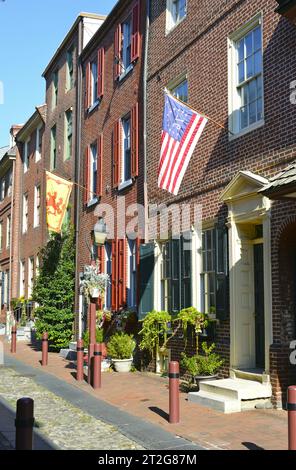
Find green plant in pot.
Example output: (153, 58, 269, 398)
(139, 310, 172, 355)
(107, 333, 136, 373)
(181, 342, 224, 387)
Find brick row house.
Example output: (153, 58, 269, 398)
(76, 0, 145, 336)
(2, 0, 296, 408)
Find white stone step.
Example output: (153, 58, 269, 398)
(199, 378, 272, 401)
(188, 390, 241, 413)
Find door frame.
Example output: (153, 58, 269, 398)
(221, 171, 273, 374)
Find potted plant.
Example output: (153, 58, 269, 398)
(80, 261, 109, 301)
(107, 332, 136, 372)
(181, 342, 224, 388)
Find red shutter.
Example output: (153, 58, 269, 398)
(131, 102, 139, 178)
(85, 62, 91, 110)
(114, 24, 122, 80)
(111, 239, 118, 311)
(97, 246, 105, 309)
(113, 120, 120, 188)
(118, 238, 127, 307)
(97, 134, 103, 197)
(136, 238, 141, 306)
(97, 47, 104, 99)
(84, 147, 90, 205)
(131, 1, 140, 62)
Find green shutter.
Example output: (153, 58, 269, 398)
(170, 238, 180, 315)
(215, 225, 229, 321)
(138, 243, 154, 320)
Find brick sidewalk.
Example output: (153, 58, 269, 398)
(0, 337, 288, 450)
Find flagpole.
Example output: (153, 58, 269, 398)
(164, 88, 234, 136)
(44, 168, 99, 199)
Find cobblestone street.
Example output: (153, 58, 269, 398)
(0, 367, 143, 450)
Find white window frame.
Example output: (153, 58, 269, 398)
(20, 260, 25, 297)
(88, 142, 98, 205)
(166, 0, 187, 35)
(228, 13, 264, 138)
(6, 215, 10, 248)
(22, 194, 28, 234)
(24, 138, 30, 173)
(119, 114, 132, 189)
(34, 185, 41, 228)
(121, 16, 132, 75)
(91, 59, 98, 107)
(35, 125, 42, 162)
(28, 257, 34, 298)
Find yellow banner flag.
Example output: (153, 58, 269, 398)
(46, 171, 73, 233)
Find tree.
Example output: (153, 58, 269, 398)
(32, 226, 75, 351)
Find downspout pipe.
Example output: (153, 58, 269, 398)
(143, 0, 150, 243)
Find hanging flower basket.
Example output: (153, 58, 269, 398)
(80, 261, 109, 303)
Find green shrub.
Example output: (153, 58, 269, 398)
(107, 333, 136, 360)
(82, 328, 104, 348)
(181, 342, 224, 380)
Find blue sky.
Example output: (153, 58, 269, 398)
(0, 0, 117, 146)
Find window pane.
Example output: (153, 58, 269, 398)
(246, 56, 254, 79)
(254, 50, 262, 75)
(249, 101, 256, 125)
(257, 76, 263, 98)
(257, 97, 263, 121)
(241, 85, 248, 106)
(240, 106, 248, 129)
(238, 62, 245, 84)
(238, 39, 244, 62)
(245, 32, 253, 57)
(249, 79, 257, 102)
(253, 26, 261, 51)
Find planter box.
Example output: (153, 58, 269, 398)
(112, 358, 133, 373)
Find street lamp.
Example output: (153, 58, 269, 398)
(93, 218, 108, 246)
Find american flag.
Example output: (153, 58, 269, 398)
(158, 91, 207, 196)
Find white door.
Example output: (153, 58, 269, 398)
(234, 241, 256, 369)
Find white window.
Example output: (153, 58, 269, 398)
(121, 17, 132, 73)
(20, 261, 25, 297)
(52, 70, 58, 109)
(24, 138, 30, 173)
(91, 59, 98, 106)
(35, 125, 42, 162)
(128, 239, 137, 308)
(89, 142, 97, 203)
(7, 168, 13, 197)
(28, 257, 34, 298)
(6, 215, 10, 248)
(34, 185, 41, 228)
(228, 15, 264, 136)
(22, 194, 28, 233)
(166, 0, 187, 33)
(36, 256, 40, 277)
(0, 178, 5, 201)
(121, 115, 131, 184)
(4, 270, 8, 305)
(171, 78, 188, 103)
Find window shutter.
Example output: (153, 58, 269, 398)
(131, 1, 140, 62)
(181, 235, 192, 309)
(118, 238, 127, 307)
(215, 225, 229, 321)
(114, 24, 122, 80)
(170, 239, 181, 314)
(85, 62, 91, 110)
(83, 147, 90, 205)
(111, 239, 118, 311)
(136, 237, 141, 306)
(97, 47, 104, 99)
(97, 134, 103, 197)
(138, 243, 154, 319)
(131, 102, 139, 178)
(112, 120, 120, 188)
(97, 246, 105, 309)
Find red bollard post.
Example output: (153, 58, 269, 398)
(288, 386, 296, 450)
(92, 343, 102, 389)
(169, 361, 180, 424)
(88, 300, 96, 384)
(76, 339, 84, 382)
(11, 326, 17, 353)
(15, 397, 34, 450)
(41, 332, 48, 366)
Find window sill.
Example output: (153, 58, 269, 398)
(165, 15, 186, 36)
(87, 197, 99, 208)
(118, 179, 133, 192)
(118, 65, 134, 83)
(87, 99, 101, 115)
(229, 119, 265, 141)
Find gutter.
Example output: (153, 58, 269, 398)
(143, 0, 150, 243)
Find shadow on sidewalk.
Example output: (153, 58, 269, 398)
(149, 406, 169, 422)
(242, 442, 265, 450)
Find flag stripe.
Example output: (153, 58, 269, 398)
(160, 138, 180, 189)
